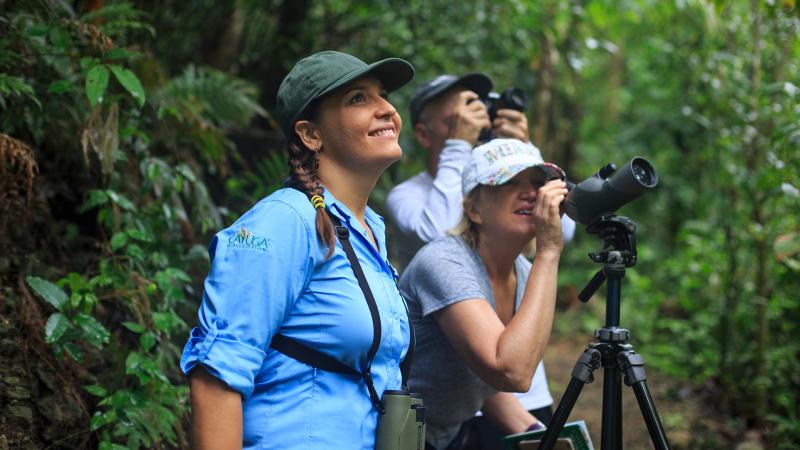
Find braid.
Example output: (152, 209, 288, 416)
(287, 136, 336, 258)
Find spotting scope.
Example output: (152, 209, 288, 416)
(563, 157, 658, 226)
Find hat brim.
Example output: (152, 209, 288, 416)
(477, 162, 547, 187)
(426, 73, 493, 104)
(452, 73, 493, 98)
(298, 58, 415, 119)
(463, 162, 548, 196)
(411, 73, 492, 124)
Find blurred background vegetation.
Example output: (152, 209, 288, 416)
(0, 0, 797, 448)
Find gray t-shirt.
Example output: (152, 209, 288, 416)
(399, 235, 533, 449)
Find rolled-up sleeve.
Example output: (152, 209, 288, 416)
(181, 200, 314, 398)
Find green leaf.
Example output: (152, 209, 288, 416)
(48, 26, 71, 50)
(44, 313, 71, 343)
(0, 74, 41, 108)
(59, 272, 89, 291)
(62, 341, 83, 362)
(122, 321, 145, 334)
(79, 189, 110, 213)
(84, 384, 108, 397)
(139, 332, 156, 351)
(152, 311, 186, 335)
(81, 293, 98, 313)
(126, 243, 145, 261)
(26, 276, 69, 310)
(47, 80, 72, 94)
(126, 228, 154, 243)
(69, 293, 82, 309)
(91, 413, 105, 432)
(125, 351, 146, 374)
(92, 409, 118, 431)
(80, 57, 99, 70)
(105, 190, 136, 211)
(110, 64, 146, 107)
(26, 25, 50, 37)
(110, 232, 129, 251)
(155, 268, 191, 289)
(104, 48, 142, 61)
(73, 313, 110, 348)
(85, 65, 110, 107)
(89, 274, 113, 288)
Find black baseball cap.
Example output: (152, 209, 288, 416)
(276, 51, 415, 137)
(409, 73, 493, 125)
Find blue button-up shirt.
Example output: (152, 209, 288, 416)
(181, 188, 410, 449)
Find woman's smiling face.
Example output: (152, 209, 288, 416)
(471, 167, 549, 242)
(311, 75, 403, 173)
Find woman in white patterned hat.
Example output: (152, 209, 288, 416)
(398, 138, 568, 450)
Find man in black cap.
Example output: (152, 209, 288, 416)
(386, 73, 535, 269)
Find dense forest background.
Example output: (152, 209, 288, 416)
(1, 0, 798, 448)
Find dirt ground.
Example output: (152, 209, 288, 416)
(542, 334, 762, 450)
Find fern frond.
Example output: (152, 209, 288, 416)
(0, 73, 41, 108)
(157, 65, 266, 132)
(80, 2, 156, 39)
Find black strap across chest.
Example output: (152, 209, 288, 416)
(269, 212, 415, 414)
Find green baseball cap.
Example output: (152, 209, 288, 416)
(276, 50, 415, 137)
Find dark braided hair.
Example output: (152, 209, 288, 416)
(286, 103, 336, 258)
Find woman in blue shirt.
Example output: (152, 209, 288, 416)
(181, 51, 415, 449)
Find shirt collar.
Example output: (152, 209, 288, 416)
(323, 188, 387, 257)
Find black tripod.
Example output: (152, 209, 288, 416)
(538, 215, 670, 450)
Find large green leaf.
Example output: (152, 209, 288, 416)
(79, 189, 110, 213)
(47, 80, 72, 94)
(84, 384, 108, 397)
(105, 189, 136, 211)
(110, 231, 129, 251)
(110, 64, 146, 107)
(44, 313, 70, 343)
(126, 228, 154, 243)
(73, 313, 110, 348)
(121, 321, 145, 334)
(26, 276, 68, 311)
(85, 65, 110, 107)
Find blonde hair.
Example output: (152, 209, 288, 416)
(449, 186, 537, 258)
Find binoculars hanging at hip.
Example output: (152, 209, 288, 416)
(376, 390, 426, 450)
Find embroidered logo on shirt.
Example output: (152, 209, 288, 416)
(227, 227, 271, 252)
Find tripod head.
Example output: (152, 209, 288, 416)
(578, 215, 638, 303)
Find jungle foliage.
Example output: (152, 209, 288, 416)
(0, 0, 798, 448)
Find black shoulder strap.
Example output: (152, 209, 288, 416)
(269, 211, 390, 413)
(330, 216, 384, 411)
(270, 334, 359, 376)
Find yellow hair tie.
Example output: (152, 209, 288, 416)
(310, 194, 325, 209)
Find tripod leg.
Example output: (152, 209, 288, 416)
(616, 371, 623, 449)
(631, 381, 670, 450)
(618, 350, 671, 450)
(538, 348, 601, 450)
(601, 366, 622, 450)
